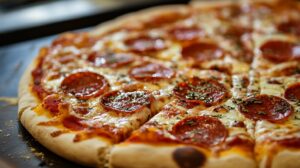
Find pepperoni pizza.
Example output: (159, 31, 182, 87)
(18, 0, 300, 168)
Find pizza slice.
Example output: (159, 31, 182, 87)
(98, 3, 252, 75)
(110, 71, 256, 168)
(251, 33, 300, 77)
(237, 75, 300, 168)
(18, 30, 181, 167)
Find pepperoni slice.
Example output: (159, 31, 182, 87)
(172, 116, 228, 147)
(42, 94, 61, 115)
(238, 94, 293, 122)
(100, 89, 153, 114)
(124, 36, 166, 54)
(277, 20, 300, 36)
(62, 116, 86, 131)
(260, 41, 300, 62)
(61, 72, 109, 100)
(169, 26, 204, 41)
(87, 52, 134, 68)
(129, 63, 175, 82)
(173, 77, 229, 106)
(284, 83, 300, 102)
(181, 42, 224, 62)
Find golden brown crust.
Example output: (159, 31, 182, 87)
(20, 108, 111, 167)
(110, 143, 256, 168)
(270, 150, 300, 168)
(190, 0, 235, 9)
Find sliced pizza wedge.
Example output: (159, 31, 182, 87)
(110, 71, 256, 168)
(251, 33, 300, 77)
(18, 29, 181, 167)
(237, 75, 300, 168)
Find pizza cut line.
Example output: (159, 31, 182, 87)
(17, 0, 300, 168)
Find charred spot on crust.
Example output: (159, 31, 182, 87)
(173, 147, 206, 168)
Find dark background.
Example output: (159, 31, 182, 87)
(0, 0, 189, 167)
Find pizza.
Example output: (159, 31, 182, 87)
(18, 0, 300, 167)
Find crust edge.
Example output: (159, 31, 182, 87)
(110, 143, 256, 168)
(18, 61, 113, 167)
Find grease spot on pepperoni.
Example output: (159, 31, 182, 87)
(238, 94, 293, 123)
(278, 20, 300, 36)
(260, 41, 300, 62)
(87, 52, 134, 68)
(61, 71, 109, 100)
(62, 116, 85, 131)
(129, 63, 175, 82)
(169, 26, 204, 41)
(284, 83, 300, 102)
(124, 36, 166, 54)
(172, 116, 228, 147)
(100, 89, 153, 114)
(181, 42, 224, 62)
(173, 147, 206, 168)
(173, 77, 229, 106)
(42, 94, 61, 115)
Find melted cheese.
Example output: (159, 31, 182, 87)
(255, 76, 300, 141)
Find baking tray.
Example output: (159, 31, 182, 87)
(0, 1, 190, 167)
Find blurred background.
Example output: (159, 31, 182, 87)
(0, 0, 190, 46)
